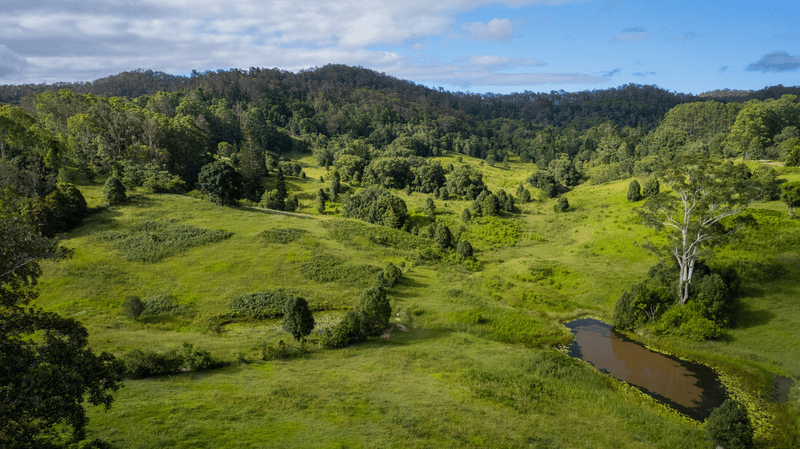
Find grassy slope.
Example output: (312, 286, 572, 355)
(36, 156, 800, 448)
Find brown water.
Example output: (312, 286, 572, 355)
(563, 318, 728, 421)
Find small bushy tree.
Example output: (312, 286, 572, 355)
(482, 193, 500, 216)
(383, 262, 402, 287)
(461, 208, 471, 223)
(781, 180, 800, 218)
(122, 295, 145, 320)
(554, 196, 569, 213)
(282, 296, 315, 341)
(642, 178, 660, 197)
(457, 240, 473, 258)
(103, 175, 126, 206)
(355, 287, 391, 337)
(434, 224, 454, 249)
(627, 180, 642, 202)
(425, 197, 436, 221)
(705, 400, 753, 449)
(198, 161, 243, 206)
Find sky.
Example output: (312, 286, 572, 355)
(0, 0, 798, 95)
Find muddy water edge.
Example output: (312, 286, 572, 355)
(562, 318, 729, 421)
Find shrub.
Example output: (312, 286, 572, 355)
(228, 289, 295, 319)
(705, 400, 754, 449)
(457, 240, 474, 258)
(627, 180, 642, 201)
(482, 193, 500, 216)
(121, 343, 215, 379)
(554, 196, 569, 213)
(258, 228, 308, 244)
(320, 311, 365, 349)
(282, 296, 315, 341)
(142, 294, 193, 317)
(300, 254, 381, 287)
(355, 287, 391, 337)
(102, 176, 126, 206)
(434, 224, 454, 249)
(284, 194, 298, 212)
(96, 221, 232, 262)
(198, 161, 243, 206)
(383, 262, 402, 287)
(642, 178, 660, 197)
(28, 183, 88, 237)
(122, 295, 144, 320)
(461, 208, 471, 223)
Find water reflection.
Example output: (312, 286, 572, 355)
(563, 318, 728, 421)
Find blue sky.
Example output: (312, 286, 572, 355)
(0, 0, 797, 95)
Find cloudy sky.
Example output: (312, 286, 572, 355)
(0, 0, 798, 95)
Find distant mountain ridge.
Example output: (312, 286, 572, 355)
(2, 65, 799, 130)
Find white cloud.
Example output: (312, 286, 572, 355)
(0, 0, 590, 85)
(463, 18, 516, 43)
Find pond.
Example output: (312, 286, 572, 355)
(562, 318, 728, 421)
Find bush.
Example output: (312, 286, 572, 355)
(198, 161, 243, 206)
(457, 240, 474, 258)
(642, 178, 660, 197)
(28, 183, 88, 237)
(355, 287, 391, 337)
(434, 224, 454, 249)
(122, 295, 144, 320)
(554, 196, 569, 213)
(705, 400, 754, 449)
(121, 343, 215, 379)
(258, 228, 308, 244)
(142, 294, 193, 317)
(300, 254, 381, 287)
(383, 262, 402, 287)
(627, 180, 642, 201)
(96, 221, 232, 262)
(282, 296, 315, 341)
(102, 176, 126, 206)
(320, 311, 365, 349)
(228, 289, 295, 319)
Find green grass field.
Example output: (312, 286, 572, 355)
(35, 155, 800, 448)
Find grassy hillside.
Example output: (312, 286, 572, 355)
(35, 157, 800, 448)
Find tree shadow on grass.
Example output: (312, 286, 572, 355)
(730, 298, 777, 330)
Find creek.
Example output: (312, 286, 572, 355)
(562, 318, 728, 421)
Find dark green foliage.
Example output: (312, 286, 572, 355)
(228, 289, 298, 319)
(461, 208, 471, 222)
(300, 254, 381, 287)
(28, 183, 89, 237)
(355, 287, 391, 337)
(142, 294, 193, 317)
(1, 217, 124, 447)
(329, 176, 340, 201)
(424, 197, 436, 221)
(258, 228, 308, 244)
(482, 193, 500, 216)
(642, 178, 660, 197)
(96, 221, 232, 262)
(261, 189, 285, 211)
(705, 400, 754, 449)
(518, 187, 531, 203)
(457, 240, 474, 258)
(527, 171, 557, 198)
(439, 186, 450, 200)
(102, 176, 126, 206)
(613, 263, 677, 330)
(320, 311, 365, 349)
(496, 189, 515, 212)
(446, 164, 486, 199)
(554, 196, 569, 213)
(121, 342, 216, 379)
(275, 167, 287, 200)
(342, 186, 408, 228)
(198, 161, 243, 206)
(282, 296, 315, 341)
(627, 180, 642, 201)
(383, 262, 402, 287)
(315, 189, 327, 213)
(373, 271, 388, 289)
(323, 219, 429, 251)
(435, 224, 454, 249)
(122, 295, 144, 320)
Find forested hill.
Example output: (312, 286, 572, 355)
(3, 64, 798, 130)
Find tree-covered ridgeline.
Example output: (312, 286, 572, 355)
(1, 65, 798, 219)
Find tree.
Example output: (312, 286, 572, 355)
(554, 196, 569, 213)
(102, 175, 126, 206)
(705, 400, 754, 449)
(781, 181, 800, 218)
(627, 180, 642, 202)
(456, 240, 473, 258)
(275, 167, 287, 201)
(1, 217, 124, 447)
(260, 189, 285, 211)
(198, 161, 243, 206)
(284, 194, 298, 212)
(434, 224, 454, 249)
(642, 178, 660, 197)
(482, 193, 500, 216)
(282, 296, 315, 341)
(446, 164, 486, 199)
(461, 208, 471, 223)
(315, 190, 326, 214)
(518, 187, 531, 203)
(424, 197, 436, 221)
(637, 156, 757, 305)
(354, 287, 391, 337)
